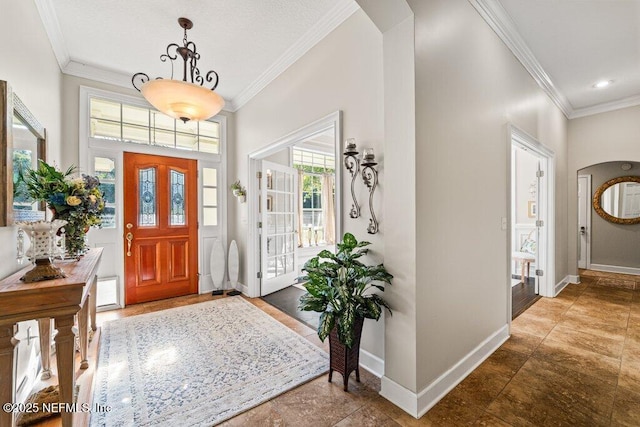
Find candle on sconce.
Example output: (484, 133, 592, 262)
(345, 138, 357, 152)
(362, 148, 375, 161)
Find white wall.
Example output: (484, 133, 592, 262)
(232, 10, 385, 359)
(409, 0, 568, 392)
(0, 0, 62, 279)
(568, 105, 640, 276)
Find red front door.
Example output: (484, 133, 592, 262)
(123, 152, 198, 304)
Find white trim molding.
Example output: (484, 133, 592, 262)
(555, 276, 571, 296)
(230, 0, 360, 111)
(567, 274, 580, 284)
(590, 264, 640, 276)
(34, 0, 70, 69)
(380, 325, 509, 418)
(359, 349, 384, 378)
(468, 0, 572, 118)
(468, 0, 640, 119)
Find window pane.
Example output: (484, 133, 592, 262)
(203, 207, 217, 226)
(123, 123, 149, 144)
(139, 168, 156, 226)
(203, 168, 217, 186)
(101, 206, 116, 229)
(203, 188, 217, 206)
(152, 112, 175, 131)
(152, 129, 175, 147)
(170, 170, 185, 225)
(100, 182, 116, 204)
(90, 98, 120, 122)
(176, 132, 198, 151)
(176, 119, 198, 135)
(91, 118, 120, 140)
(199, 120, 220, 137)
(199, 136, 219, 154)
(122, 105, 149, 127)
(94, 157, 115, 180)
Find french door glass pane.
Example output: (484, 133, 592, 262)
(203, 207, 217, 226)
(139, 168, 157, 226)
(170, 170, 186, 226)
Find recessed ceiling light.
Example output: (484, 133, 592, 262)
(593, 80, 613, 89)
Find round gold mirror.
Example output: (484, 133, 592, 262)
(593, 176, 640, 224)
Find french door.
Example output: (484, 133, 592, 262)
(123, 152, 198, 304)
(260, 160, 298, 295)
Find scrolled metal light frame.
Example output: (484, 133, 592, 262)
(361, 159, 379, 234)
(343, 146, 361, 219)
(132, 17, 220, 95)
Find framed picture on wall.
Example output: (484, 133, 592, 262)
(528, 201, 537, 218)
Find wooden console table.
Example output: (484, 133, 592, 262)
(0, 248, 102, 427)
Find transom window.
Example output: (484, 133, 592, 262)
(89, 98, 220, 154)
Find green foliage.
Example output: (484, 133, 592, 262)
(21, 160, 105, 255)
(230, 180, 242, 191)
(298, 232, 393, 348)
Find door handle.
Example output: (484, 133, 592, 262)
(580, 226, 586, 235)
(126, 232, 133, 256)
(126, 223, 134, 257)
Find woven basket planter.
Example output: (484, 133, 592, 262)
(328, 316, 364, 391)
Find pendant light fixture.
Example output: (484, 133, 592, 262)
(132, 17, 225, 122)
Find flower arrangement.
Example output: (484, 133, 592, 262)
(22, 160, 105, 257)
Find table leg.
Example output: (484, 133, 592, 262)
(53, 315, 76, 427)
(78, 302, 89, 369)
(89, 276, 97, 332)
(37, 318, 52, 380)
(521, 261, 526, 284)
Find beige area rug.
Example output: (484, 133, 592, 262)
(90, 297, 328, 426)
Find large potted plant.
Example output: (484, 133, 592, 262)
(299, 232, 392, 391)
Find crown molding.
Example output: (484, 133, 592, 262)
(34, 0, 70, 69)
(569, 94, 640, 119)
(227, 0, 360, 112)
(468, 0, 573, 118)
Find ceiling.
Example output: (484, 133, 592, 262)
(35, 0, 640, 118)
(473, 0, 640, 118)
(35, 0, 358, 111)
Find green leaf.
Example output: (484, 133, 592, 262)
(342, 233, 357, 249)
(318, 312, 335, 342)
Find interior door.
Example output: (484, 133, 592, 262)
(533, 161, 542, 295)
(124, 152, 198, 304)
(578, 175, 590, 269)
(260, 160, 298, 296)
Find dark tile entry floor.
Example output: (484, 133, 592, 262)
(262, 286, 320, 330)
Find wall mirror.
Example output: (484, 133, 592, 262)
(593, 175, 640, 224)
(1, 81, 47, 226)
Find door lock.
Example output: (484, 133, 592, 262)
(579, 226, 586, 235)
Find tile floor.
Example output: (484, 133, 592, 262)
(34, 271, 640, 426)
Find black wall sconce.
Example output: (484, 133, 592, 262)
(343, 138, 361, 219)
(361, 148, 379, 234)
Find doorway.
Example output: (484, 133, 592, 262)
(123, 152, 199, 304)
(509, 125, 555, 319)
(578, 175, 591, 269)
(246, 111, 342, 307)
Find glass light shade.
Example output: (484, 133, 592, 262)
(141, 79, 225, 122)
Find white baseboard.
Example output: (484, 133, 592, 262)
(359, 349, 384, 378)
(380, 324, 509, 418)
(590, 264, 640, 276)
(567, 274, 580, 284)
(554, 276, 569, 296)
